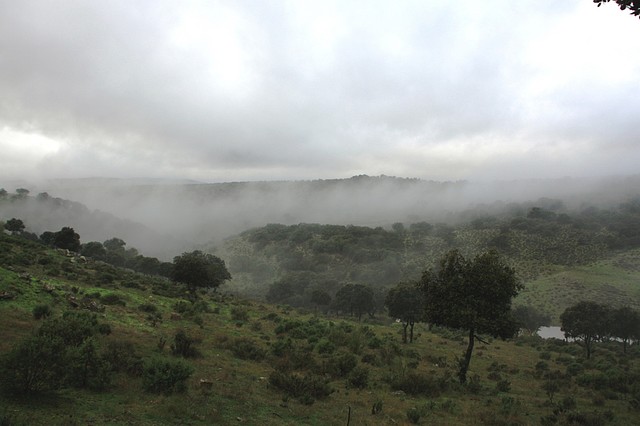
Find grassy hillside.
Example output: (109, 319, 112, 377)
(1, 232, 640, 425)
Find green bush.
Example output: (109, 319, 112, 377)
(326, 351, 357, 377)
(406, 407, 420, 424)
(0, 333, 67, 393)
(100, 293, 126, 306)
(65, 337, 111, 390)
(32, 304, 52, 320)
(228, 338, 266, 361)
(142, 357, 194, 394)
(102, 340, 143, 376)
(171, 330, 200, 358)
(347, 365, 369, 389)
(389, 372, 443, 397)
(231, 306, 249, 322)
(138, 303, 158, 313)
(268, 371, 332, 404)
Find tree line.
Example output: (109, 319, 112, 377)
(1, 217, 232, 293)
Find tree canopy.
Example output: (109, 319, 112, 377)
(560, 301, 611, 359)
(333, 283, 375, 320)
(594, 0, 640, 19)
(171, 250, 231, 292)
(420, 249, 521, 383)
(385, 282, 424, 343)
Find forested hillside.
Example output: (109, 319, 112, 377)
(218, 197, 640, 322)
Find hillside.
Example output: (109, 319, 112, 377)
(1, 231, 639, 425)
(0, 190, 185, 260)
(217, 199, 640, 322)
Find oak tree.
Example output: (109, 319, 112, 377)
(421, 250, 521, 383)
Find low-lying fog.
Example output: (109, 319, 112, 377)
(10, 174, 635, 258)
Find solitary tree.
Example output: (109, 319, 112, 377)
(171, 250, 231, 292)
(560, 301, 610, 359)
(334, 283, 375, 320)
(421, 250, 521, 383)
(385, 282, 424, 343)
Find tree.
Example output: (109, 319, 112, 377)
(334, 284, 375, 320)
(609, 306, 640, 353)
(0, 188, 7, 198)
(15, 188, 30, 198)
(385, 282, 424, 343)
(171, 250, 231, 292)
(53, 227, 81, 252)
(512, 305, 551, 335)
(560, 301, 610, 359)
(103, 237, 126, 252)
(4, 218, 25, 234)
(420, 250, 522, 383)
(594, 0, 640, 19)
(40, 231, 56, 246)
(80, 241, 107, 260)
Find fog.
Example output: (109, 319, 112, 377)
(3, 174, 630, 257)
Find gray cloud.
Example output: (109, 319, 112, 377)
(0, 0, 639, 182)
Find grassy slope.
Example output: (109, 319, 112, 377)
(1, 233, 640, 425)
(518, 249, 640, 323)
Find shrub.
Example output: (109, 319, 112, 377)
(268, 371, 332, 404)
(228, 338, 266, 361)
(406, 407, 420, 424)
(326, 351, 357, 377)
(142, 357, 194, 394)
(65, 337, 111, 390)
(316, 339, 336, 355)
(231, 306, 249, 322)
(100, 293, 126, 306)
(138, 303, 158, 313)
(0, 333, 66, 393)
(102, 340, 143, 376)
(496, 379, 511, 393)
(32, 304, 52, 320)
(171, 330, 200, 358)
(389, 372, 442, 397)
(347, 365, 369, 389)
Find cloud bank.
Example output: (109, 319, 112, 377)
(0, 0, 639, 183)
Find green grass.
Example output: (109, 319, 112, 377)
(517, 249, 640, 323)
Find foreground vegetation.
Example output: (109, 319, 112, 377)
(1, 231, 640, 425)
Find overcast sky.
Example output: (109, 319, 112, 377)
(0, 0, 639, 184)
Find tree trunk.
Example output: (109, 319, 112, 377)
(402, 322, 408, 343)
(409, 320, 415, 343)
(458, 328, 475, 384)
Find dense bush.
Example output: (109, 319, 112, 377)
(32, 304, 52, 320)
(325, 351, 358, 377)
(268, 371, 332, 404)
(347, 365, 370, 389)
(388, 371, 443, 397)
(228, 338, 267, 361)
(171, 330, 200, 358)
(142, 357, 194, 394)
(102, 340, 143, 376)
(0, 333, 67, 393)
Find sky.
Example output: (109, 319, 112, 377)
(1, 0, 639, 184)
